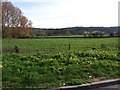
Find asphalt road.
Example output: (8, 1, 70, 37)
(90, 84, 120, 90)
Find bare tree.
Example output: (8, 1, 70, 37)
(2, 1, 32, 38)
(19, 16, 32, 37)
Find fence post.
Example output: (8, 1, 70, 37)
(14, 46, 19, 54)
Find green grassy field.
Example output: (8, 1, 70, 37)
(3, 37, 119, 55)
(2, 37, 120, 89)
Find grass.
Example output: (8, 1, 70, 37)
(2, 37, 120, 89)
(3, 37, 119, 55)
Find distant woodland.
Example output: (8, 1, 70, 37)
(32, 27, 119, 37)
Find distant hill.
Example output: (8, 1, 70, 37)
(32, 27, 119, 36)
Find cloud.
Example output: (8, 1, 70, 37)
(11, 0, 119, 28)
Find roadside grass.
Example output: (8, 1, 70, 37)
(2, 37, 120, 89)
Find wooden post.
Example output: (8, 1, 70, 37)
(14, 46, 19, 54)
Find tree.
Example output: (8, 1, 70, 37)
(2, 1, 32, 38)
(99, 32, 104, 37)
(63, 29, 71, 35)
(19, 16, 32, 37)
(83, 31, 87, 37)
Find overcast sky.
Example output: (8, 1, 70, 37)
(11, 0, 119, 28)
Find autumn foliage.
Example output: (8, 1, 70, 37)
(2, 1, 32, 38)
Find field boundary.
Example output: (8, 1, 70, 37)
(19, 36, 120, 39)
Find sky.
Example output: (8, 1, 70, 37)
(10, 0, 119, 28)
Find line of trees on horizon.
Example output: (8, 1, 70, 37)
(2, 1, 32, 38)
(31, 27, 119, 37)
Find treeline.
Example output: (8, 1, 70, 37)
(2, 1, 32, 38)
(32, 27, 119, 37)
